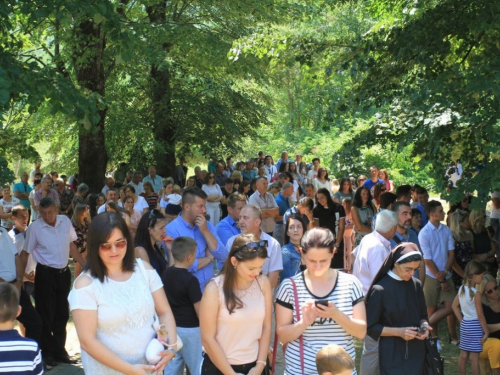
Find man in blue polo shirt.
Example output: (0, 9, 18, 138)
(273, 182, 293, 245)
(216, 193, 246, 247)
(390, 201, 425, 285)
(166, 187, 227, 291)
(241, 160, 257, 182)
(362, 165, 384, 195)
(13, 172, 32, 223)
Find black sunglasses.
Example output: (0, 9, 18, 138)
(235, 240, 268, 255)
(485, 285, 499, 295)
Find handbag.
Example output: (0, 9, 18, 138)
(271, 277, 304, 375)
(423, 337, 444, 375)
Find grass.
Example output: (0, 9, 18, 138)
(353, 319, 463, 375)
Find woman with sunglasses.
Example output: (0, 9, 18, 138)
(202, 173, 224, 226)
(135, 209, 171, 276)
(365, 243, 430, 375)
(276, 228, 366, 375)
(68, 212, 177, 375)
(200, 234, 272, 375)
(71, 204, 91, 278)
(479, 274, 500, 375)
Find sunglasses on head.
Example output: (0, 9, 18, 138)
(485, 285, 499, 295)
(99, 239, 127, 251)
(235, 240, 268, 254)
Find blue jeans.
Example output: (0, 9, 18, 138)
(164, 327, 203, 375)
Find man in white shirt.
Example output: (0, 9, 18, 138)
(226, 205, 283, 289)
(101, 177, 114, 195)
(97, 188, 122, 214)
(248, 177, 279, 236)
(128, 171, 144, 195)
(418, 200, 455, 348)
(353, 209, 397, 375)
(264, 155, 277, 181)
(21, 197, 85, 366)
(142, 165, 163, 193)
(306, 157, 321, 183)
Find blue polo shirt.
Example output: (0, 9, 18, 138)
(363, 178, 384, 192)
(216, 216, 241, 249)
(241, 170, 257, 182)
(166, 215, 227, 291)
(13, 182, 32, 209)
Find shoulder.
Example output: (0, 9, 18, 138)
(74, 273, 94, 290)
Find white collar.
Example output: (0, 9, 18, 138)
(388, 270, 403, 281)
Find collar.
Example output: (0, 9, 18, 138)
(395, 230, 409, 241)
(178, 214, 196, 229)
(40, 216, 63, 228)
(227, 216, 238, 227)
(372, 230, 392, 249)
(388, 270, 403, 281)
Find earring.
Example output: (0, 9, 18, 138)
(234, 265, 236, 269)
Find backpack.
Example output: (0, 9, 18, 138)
(424, 337, 445, 375)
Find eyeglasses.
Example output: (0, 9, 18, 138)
(99, 239, 127, 251)
(399, 264, 419, 273)
(485, 285, 499, 295)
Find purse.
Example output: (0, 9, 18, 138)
(423, 336, 444, 374)
(271, 277, 304, 375)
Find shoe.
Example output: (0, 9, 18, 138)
(436, 339, 442, 351)
(449, 336, 460, 346)
(43, 357, 57, 369)
(54, 354, 78, 364)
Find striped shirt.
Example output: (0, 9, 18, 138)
(0, 330, 43, 374)
(276, 272, 364, 375)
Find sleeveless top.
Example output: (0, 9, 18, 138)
(212, 275, 265, 365)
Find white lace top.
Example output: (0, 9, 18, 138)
(68, 259, 163, 374)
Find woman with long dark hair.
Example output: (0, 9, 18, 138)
(200, 234, 272, 375)
(312, 168, 332, 195)
(85, 193, 99, 219)
(68, 212, 177, 374)
(134, 209, 170, 276)
(352, 186, 375, 246)
(313, 188, 345, 269)
(334, 177, 354, 204)
(280, 214, 307, 280)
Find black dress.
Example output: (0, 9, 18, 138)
(367, 273, 428, 375)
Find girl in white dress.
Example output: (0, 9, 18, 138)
(68, 212, 177, 375)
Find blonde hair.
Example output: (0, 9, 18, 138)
(459, 260, 486, 300)
(450, 209, 470, 242)
(469, 209, 485, 234)
(173, 185, 181, 194)
(480, 273, 497, 305)
(316, 344, 354, 374)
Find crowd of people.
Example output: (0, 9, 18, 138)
(1, 151, 500, 375)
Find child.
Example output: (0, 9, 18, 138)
(452, 260, 489, 375)
(0, 283, 44, 374)
(342, 198, 354, 272)
(315, 344, 354, 375)
(162, 237, 202, 375)
(410, 208, 422, 234)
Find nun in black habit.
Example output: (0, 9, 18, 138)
(366, 243, 430, 375)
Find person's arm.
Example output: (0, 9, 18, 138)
(134, 246, 151, 264)
(336, 217, 345, 247)
(276, 300, 318, 344)
(70, 242, 86, 267)
(14, 189, 30, 200)
(487, 321, 500, 333)
(475, 292, 489, 343)
(200, 281, 240, 375)
(315, 299, 367, 339)
(262, 207, 279, 219)
(452, 294, 462, 322)
(72, 277, 156, 375)
(195, 215, 227, 260)
(249, 276, 272, 375)
(351, 206, 372, 233)
(267, 270, 279, 289)
(418, 260, 426, 285)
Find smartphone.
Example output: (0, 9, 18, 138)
(417, 326, 428, 333)
(315, 300, 329, 307)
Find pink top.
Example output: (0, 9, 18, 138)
(212, 275, 265, 365)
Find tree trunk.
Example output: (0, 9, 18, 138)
(74, 20, 108, 192)
(147, 4, 176, 179)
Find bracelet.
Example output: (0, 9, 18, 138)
(256, 360, 267, 366)
(439, 279, 447, 283)
(164, 341, 177, 348)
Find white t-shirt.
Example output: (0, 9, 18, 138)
(134, 196, 149, 213)
(0, 197, 20, 229)
(306, 169, 318, 183)
(276, 271, 364, 374)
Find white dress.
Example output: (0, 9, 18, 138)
(68, 259, 163, 374)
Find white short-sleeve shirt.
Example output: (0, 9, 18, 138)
(24, 215, 78, 269)
(226, 231, 283, 276)
(418, 222, 454, 278)
(0, 228, 18, 281)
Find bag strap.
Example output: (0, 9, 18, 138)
(272, 277, 304, 375)
(289, 278, 304, 374)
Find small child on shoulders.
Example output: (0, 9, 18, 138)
(162, 237, 202, 374)
(0, 283, 44, 374)
(315, 344, 354, 375)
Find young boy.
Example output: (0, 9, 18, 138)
(162, 237, 202, 375)
(315, 344, 354, 375)
(0, 283, 44, 374)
